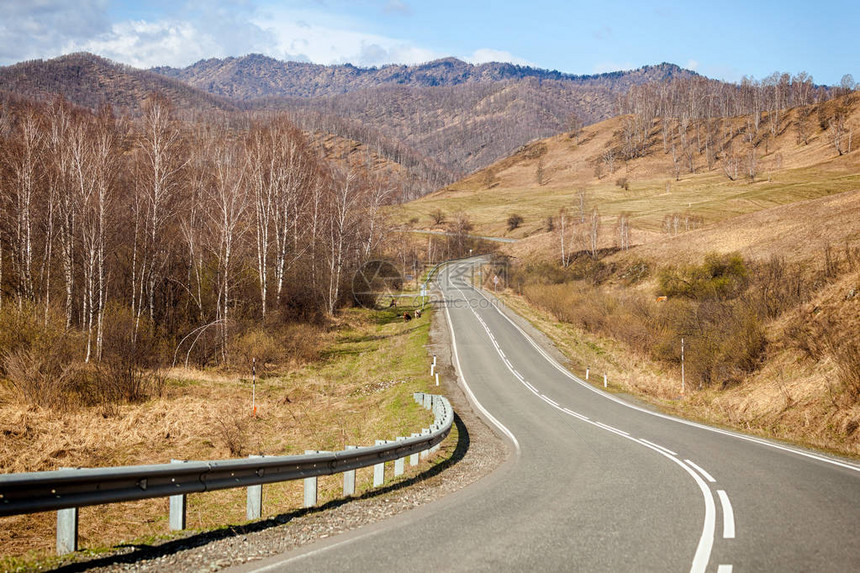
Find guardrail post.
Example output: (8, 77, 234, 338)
(420, 429, 430, 459)
(169, 459, 188, 530)
(373, 440, 386, 487)
(247, 455, 264, 520)
(423, 394, 432, 409)
(343, 446, 358, 496)
(430, 422, 441, 454)
(394, 437, 406, 477)
(410, 433, 420, 466)
(304, 450, 318, 508)
(56, 467, 78, 555)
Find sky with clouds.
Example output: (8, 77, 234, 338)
(0, 0, 856, 85)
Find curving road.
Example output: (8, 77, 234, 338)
(230, 259, 860, 572)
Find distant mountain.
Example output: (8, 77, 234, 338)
(153, 54, 695, 100)
(0, 53, 238, 115)
(152, 56, 698, 179)
(0, 52, 702, 198)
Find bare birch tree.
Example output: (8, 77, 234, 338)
(132, 94, 186, 339)
(588, 207, 601, 258)
(207, 141, 248, 361)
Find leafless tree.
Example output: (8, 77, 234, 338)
(558, 207, 569, 267)
(207, 139, 249, 360)
(588, 207, 601, 258)
(5, 108, 42, 306)
(132, 94, 186, 339)
(576, 189, 587, 223)
(617, 212, 631, 251)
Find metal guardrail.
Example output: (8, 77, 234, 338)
(0, 393, 453, 520)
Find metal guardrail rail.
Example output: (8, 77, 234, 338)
(0, 393, 453, 520)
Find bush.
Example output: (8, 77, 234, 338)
(831, 337, 860, 404)
(230, 321, 322, 371)
(615, 177, 630, 190)
(659, 253, 748, 300)
(0, 303, 84, 408)
(507, 213, 524, 231)
(4, 344, 81, 409)
(429, 208, 446, 225)
(93, 305, 166, 405)
(521, 257, 766, 389)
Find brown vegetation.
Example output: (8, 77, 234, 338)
(0, 93, 400, 417)
(0, 305, 437, 565)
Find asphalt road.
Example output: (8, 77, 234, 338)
(230, 259, 860, 572)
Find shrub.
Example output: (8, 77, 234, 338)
(0, 303, 84, 408)
(230, 321, 322, 371)
(659, 253, 748, 300)
(93, 305, 166, 405)
(615, 177, 630, 190)
(4, 345, 81, 409)
(507, 213, 524, 231)
(429, 208, 446, 225)
(831, 337, 860, 404)
(212, 409, 252, 457)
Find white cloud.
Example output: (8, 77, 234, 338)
(0, 1, 440, 70)
(69, 20, 220, 68)
(466, 49, 534, 67)
(0, 0, 111, 64)
(686, 59, 700, 72)
(253, 7, 440, 67)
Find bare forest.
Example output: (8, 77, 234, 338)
(613, 73, 851, 176)
(0, 94, 394, 408)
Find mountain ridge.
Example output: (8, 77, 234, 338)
(0, 52, 239, 115)
(151, 54, 696, 99)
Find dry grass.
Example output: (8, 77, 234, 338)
(403, 97, 860, 464)
(395, 99, 860, 257)
(0, 307, 439, 567)
(497, 267, 860, 459)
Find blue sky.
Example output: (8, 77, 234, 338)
(1, 0, 856, 85)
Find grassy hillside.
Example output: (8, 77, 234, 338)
(400, 97, 860, 254)
(399, 95, 860, 457)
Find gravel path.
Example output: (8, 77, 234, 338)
(44, 305, 509, 573)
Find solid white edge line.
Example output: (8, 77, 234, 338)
(451, 267, 715, 573)
(717, 490, 735, 539)
(640, 439, 678, 456)
(456, 277, 721, 572)
(684, 459, 717, 483)
(444, 274, 521, 455)
(472, 286, 860, 474)
(717, 565, 733, 573)
(562, 408, 589, 421)
(249, 535, 364, 571)
(593, 421, 630, 436)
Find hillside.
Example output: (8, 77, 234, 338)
(397, 93, 860, 456)
(153, 56, 699, 178)
(0, 53, 238, 115)
(402, 94, 860, 261)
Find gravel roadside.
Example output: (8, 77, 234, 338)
(42, 302, 510, 573)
